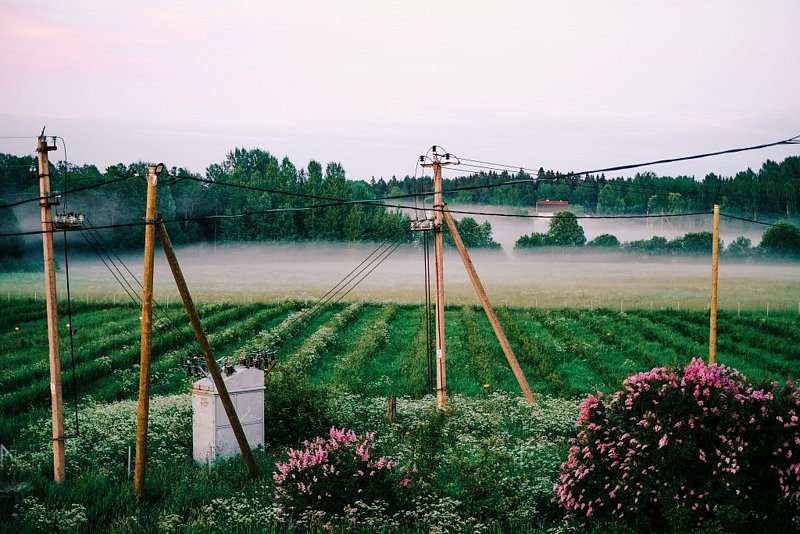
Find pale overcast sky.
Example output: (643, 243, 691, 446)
(1, 0, 798, 180)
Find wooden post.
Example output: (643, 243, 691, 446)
(709, 204, 720, 365)
(421, 148, 450, 409)
(156, 222, 259, 479)
(443, 209, 536, 404)
(387, 396, 396, 423)
(134, 163, 160, 497)
(37, 135, 65, 482)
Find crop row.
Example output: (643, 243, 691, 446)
(0, 300, 296, 442)
(2, 299, 797, 444)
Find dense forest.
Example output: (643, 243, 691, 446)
(1, 149, 799, 260)
(376, 156, 800, 216)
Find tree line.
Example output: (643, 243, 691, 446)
(2, 150, 799, 267)
(374, 156, 800, 217)
(0, 148, 502, 270)
(515, 211, 800, 257)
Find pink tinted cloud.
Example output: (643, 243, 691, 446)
(0, 6, 170, 79)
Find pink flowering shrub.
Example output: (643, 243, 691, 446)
(554, 358, 800, 532)
(273, 426, 404, 520)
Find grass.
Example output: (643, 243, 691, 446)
(1, 297, 798, 532)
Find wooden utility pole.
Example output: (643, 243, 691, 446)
(37, 134, 66, 482)
(134, 163, 161, 497)
(421, 148, 450, 409)
(442, 210, 536, 405)
(709, 204, 720, 365)
(156, 222, 259, 480)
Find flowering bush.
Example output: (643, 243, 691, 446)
(554, 358, 800, 531)
(273, 426, 403, 521)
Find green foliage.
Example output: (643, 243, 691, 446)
(187, 496, 278, 531)
(514, 232, 549, 249)
(375, 158, 800, 218)
(669, 231, 717, 254)
(3, 298, 800, 531)
(587, 234, 620, 248)
(727, 236, 754, 257)
(12, 495, 88, 533)
(330, 393, 581, 530)
(4, 153, 800, 257)
(622, 235, 669, 254)
(333, 305, 396, 393)
(760, 221, 800, 257)
(515, 211, 586, 248)
(264, 374, 337, 448)
(444, 216, 502, 249)
(598, 184, 625, 214)
(547, 212, 586, 246)
(11, 395, 191, 479)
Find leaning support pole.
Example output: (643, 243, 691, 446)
(442, 209, 536, 404)
(156, 222, 259, 480)
(709, 204, 720, 365)
(134, 164, 159, 497)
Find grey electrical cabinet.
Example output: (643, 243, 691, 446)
(191, 366, 265, 464)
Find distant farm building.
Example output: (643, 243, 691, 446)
(535, 200, 569, 214)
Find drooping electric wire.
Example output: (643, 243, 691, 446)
(266, 239, 399, 348)
(0, 175, 133, 210)
(83, 220, 185, 339)
(423, 230, 434, 391)
(61, 229, 80, 439)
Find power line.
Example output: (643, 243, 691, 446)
(453, 133, 800, 178)
(0, 202, 748, 241)
(4, 132, 796, 215)
(265, 238, 403, 349)
(719, 213, 786, 228)
(0, 220, 147, 238)
(83, 220, 185, 337)
(3, 130, 800, 240)
(0, 175, 133, 209)
(441, 164, 713, 204)
(329, 241, 402, 304)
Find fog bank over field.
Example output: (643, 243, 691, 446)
(440, 205, 771, 251)
(7, 242, 795, 311)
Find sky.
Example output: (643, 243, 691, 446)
(1, 0, 799, 181)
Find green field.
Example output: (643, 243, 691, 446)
(1, 297, 799, 531)
(2, 298, 798, 443)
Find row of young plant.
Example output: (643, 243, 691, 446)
(0, 301, 296, 444)
(3, 299, 797, 414)
(331, 304, 397, 393)
(84, 301, 303, 403)
(495, 307, 578, 397)
(0, 300, 251, 405)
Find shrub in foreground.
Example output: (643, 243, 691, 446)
(273, 426, 404, 523)
(554, 359, 800, 532)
